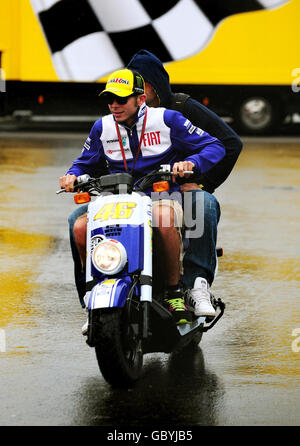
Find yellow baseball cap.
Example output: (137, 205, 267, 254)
(99, 69, 145, 98)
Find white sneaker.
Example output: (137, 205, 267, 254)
(188, 278, 216, 317)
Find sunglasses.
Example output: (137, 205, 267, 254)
(104, 94, 136, 105)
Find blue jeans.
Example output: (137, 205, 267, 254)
(68, 190, 220, 304)
(181, 190, 220, 288)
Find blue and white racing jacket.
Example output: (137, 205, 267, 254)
(67, 103, 226, 192)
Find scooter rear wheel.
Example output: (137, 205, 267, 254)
(94, 306, 143, 388)
(189, 329, 203, 347)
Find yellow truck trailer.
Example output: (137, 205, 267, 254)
(0, 0, 299, 134)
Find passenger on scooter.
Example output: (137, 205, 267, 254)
(59, 68, 226, 325)
(127, 50, 242, 317)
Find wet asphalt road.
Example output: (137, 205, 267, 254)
(0, 132, 299, 427)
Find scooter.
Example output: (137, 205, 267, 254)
(57, 165, 225, 388)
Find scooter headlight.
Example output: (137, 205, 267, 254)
(92, 239, 127, 275)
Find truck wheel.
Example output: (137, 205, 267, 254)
(234, 96, 280, 134)
(94, 306, 143, 388)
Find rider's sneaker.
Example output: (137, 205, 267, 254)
(187, 278, 216, 317)
(164, 289, 193, 325)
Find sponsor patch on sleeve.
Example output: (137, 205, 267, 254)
(183, 119, 204, 135)
(83, 137, 91, 151)
(196, 128, 204, 136)
(184, 119, 191, 129)
(188, 125, 196, 134)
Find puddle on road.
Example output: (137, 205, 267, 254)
(0, 228, 53, 328)
(213, 140, 300, 391)
(0, 140, 57, 330)
(221, 252, 300, 281)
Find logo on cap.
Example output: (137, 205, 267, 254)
(135, 75, 144, 93)
(108, 78, 130, 85)
(100, 69, 144, 98)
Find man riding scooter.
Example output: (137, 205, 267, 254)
(67, 51, 242, 321)
(59, 68, 226, 326)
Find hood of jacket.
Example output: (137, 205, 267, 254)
(127, 49, 173, 108)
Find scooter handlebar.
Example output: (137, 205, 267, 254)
(56, 165, 193, 194)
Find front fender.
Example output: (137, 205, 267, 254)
(87, 277, 132, 310)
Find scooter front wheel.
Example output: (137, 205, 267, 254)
(94, 306, 143, 388)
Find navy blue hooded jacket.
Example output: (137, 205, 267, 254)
(127, 50, 243, 193)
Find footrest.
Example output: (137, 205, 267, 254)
(202, 297, 225, 332)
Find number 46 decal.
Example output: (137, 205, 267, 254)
(94, 202, 136, 222)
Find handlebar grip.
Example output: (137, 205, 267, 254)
(76, 174, 91, 184)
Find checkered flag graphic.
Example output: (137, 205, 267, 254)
(30, 0, 290, 81)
